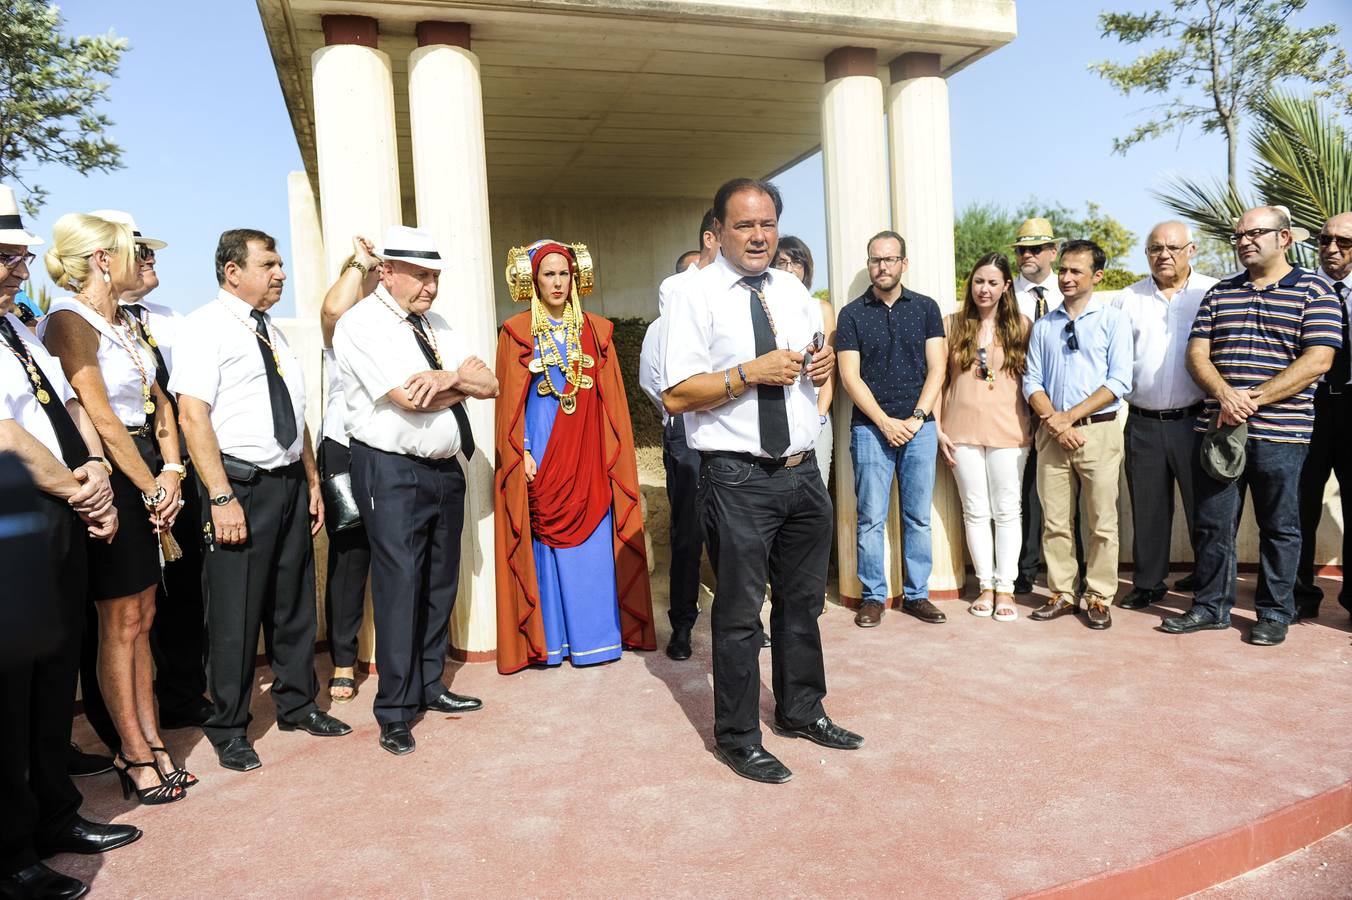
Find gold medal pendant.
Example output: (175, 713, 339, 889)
(36, 388, 50, 405)
(560, 394, 577, 415)
(537, 380, 551, 397)
(528, 357, 546, 374)
(144, 399, 157, 415)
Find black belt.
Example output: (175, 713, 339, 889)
(1129, 403, 1204, 421)
(701, 450, 812, 469)
(1072, 412, 1119, 427)
(351, 438, 462, 471)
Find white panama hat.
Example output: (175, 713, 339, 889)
(0, 185, 44, 246)
(89, 208, 168, 250)
(378, 224, 445, 271)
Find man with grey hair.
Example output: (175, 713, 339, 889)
(1112, 221, 1217, 611)
(1165, 206, 1342, 645)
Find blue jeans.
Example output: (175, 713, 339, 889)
(850, 420, 936, 604)
(1191, 435, 1308, 625)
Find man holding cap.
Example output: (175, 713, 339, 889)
(333, 225, 498, 756)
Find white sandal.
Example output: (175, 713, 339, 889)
(993, 592, 1018, 621)
(969, 590, 995, 617)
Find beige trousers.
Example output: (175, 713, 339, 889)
(1035, 419, 1124, 601)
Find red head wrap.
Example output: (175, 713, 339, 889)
(529, 241, 574, 283)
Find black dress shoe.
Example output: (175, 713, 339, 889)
(1159, 608, 1229, 634)
(1248, 619, 1288, 646)
(1174, 572, 1199, 592)
(157, 697, 213, 730)
(1013, 575, 1034, 594)
(666, 627, 692, 660)
(215, 737, 261, 771)
(761, 632, 772, 648)
(423, 691, 483, 713)
(39, 816, 141, 857)
(67, 742, 113, 778)
(713, 744, 792, 784)
(854, 602, 884, 627)
(902, 597, 946, 623)
(771, 715, 864, 750)
(379, 722, 416, 756)
(0, 863, 88, 899)
(277, 709, 352, 736)
(1118, 587, 1164, 610)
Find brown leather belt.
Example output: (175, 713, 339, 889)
(702, 450, 811, 469)
(1072, 412, 1118, 427)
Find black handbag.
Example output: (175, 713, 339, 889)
(319, 352, 362, 532)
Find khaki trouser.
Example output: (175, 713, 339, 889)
(1035, 419, 1123, 601)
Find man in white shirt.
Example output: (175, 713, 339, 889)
(1112, 221, 1218, 610)
(638, 209, 717, 661)
(333, 225, 498, 756)
(1296, 212, 1352, 620)
(173, 228, 351, 772)
(662, 177, 861, 784)
(1010, 217, 1064, 594)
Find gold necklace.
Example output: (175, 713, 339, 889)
(109, 308, 156, 415)
(527, 298, 594, 415)
(375, 292, 442, 368)
(0, 324, 51, 404)
(219, 300, 286, 378)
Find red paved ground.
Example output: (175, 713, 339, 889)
(60, 569, 1350, 898)
(1194, 825, 1352, 898)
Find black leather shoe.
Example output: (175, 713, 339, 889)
(39, 816, 141, 857)
(157, 697, 213, 730)
(215, 737, 261, 771)
(1030, 594, 1076, 621)
(423, 691, 483, 713)
(902, 597, 946, 623)
(1248, 619, 1288, 646)
(771, 715, 864, 750)
(1159, 608, 1229, 634)
(713, 744, 792, 784)
(379, 722, 416, 756)
(1118, 587, 1164, 610)
(1294, 602, 1320, 621)
(761, 632, 771, 648)
(1013, 575, 1034, 594)
(1174, 572, 1199, 592)
(0, 863, 88, 899)
(854, 602, 884, 627)
(277, 709, 352, 736)
(67, 742, 113, 778)
(666, 628, 692, 660)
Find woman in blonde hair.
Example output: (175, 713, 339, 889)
(493, 239, 655, 674)
(41, 212, 190, 803)
(936, 252, 1033, 622)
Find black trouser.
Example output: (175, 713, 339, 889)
(152, 465, 208, 715)
(700, 453, 828, 750)
(0, 495, 86, 875)
(1296, 387, 1352, 613)
(663, 417, 703, 631)
(350, 441, 464, 726)
(1125, 410, 1199, 592)
(319, 438, 370, 669)
(199, 461, 319, 746)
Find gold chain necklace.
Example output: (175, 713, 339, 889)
(375, 292, 442, 368)
(527, 298, 594, 415)
(109, 308, 157, 415)
(219, 300, 286, 378)
(0, 323, 51, 404)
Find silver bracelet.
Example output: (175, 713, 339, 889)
(141, 484, 167, 509)
(723, 369, 736, 401)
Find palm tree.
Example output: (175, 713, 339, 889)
(1154, 92, 1351, 269)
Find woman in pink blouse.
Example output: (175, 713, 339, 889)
(936, 253, 1033, 621)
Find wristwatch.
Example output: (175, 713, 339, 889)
(210, 492, 236, 506)
(84, 455, 113, 475)
(911, 407, 927, 420)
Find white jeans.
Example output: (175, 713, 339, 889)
(952, 444, 1029, 593)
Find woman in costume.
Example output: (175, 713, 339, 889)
(494, 239, 655, 674)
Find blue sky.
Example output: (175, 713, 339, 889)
(17, 0, 1352, 314)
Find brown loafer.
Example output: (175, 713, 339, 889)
(1084, 593, 1112, 630)
(901, 597, 947, 623)
(1030, 593, 1077, 621)
(854, 602, 884, 628)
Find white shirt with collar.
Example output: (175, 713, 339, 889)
(332, 285, 468, 459)
(39, 298, 158, 428)
(1112, 268, 1217, 410)
(1317, 267, 1351, 386)
(120, 298, 182, 375)
(1014, 272, 1062, 321)
(660, 253, 823, 457)
(169, 289, 307, 469)
(639, 263, 700, 425)
(0, 311, 78, 461)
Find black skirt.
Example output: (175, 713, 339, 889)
(88, 429, 161, 601)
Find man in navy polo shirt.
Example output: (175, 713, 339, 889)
(836, 230, 947, 628)
(1165, 205, 1342, 646)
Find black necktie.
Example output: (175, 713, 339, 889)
(1032, 286, 1048, 320)
(249, 309, 298, 450)
(1330, 281, 1349, 392)
(0, 317, 89, 467)
(122, 303, 175, 415)
(744, 275, 790, 458)
(408, 314, 475, 459)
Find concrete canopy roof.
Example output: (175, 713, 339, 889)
(257, 0, 1016, 202)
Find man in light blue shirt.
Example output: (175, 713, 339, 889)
(1022, 239, 1132, 629)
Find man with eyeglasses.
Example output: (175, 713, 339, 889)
(1023, 240, 1132, 630)
(836, 230, 947, 629)
(1111, 222, 1217, 612)
(1294, 212, 1352, 622)
(1165, 206, 1342, 646)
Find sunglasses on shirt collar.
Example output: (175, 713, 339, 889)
(1064, 320, 1079, 352)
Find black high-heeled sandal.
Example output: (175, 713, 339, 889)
(114, 751, 185, 805)
(150, 746, 198, 789)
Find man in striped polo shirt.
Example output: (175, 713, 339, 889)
(1164, 206, 1343, 646)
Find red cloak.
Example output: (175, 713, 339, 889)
(493, 310, 656, 674)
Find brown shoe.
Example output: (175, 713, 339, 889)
(1030, 592, 1077, 621)
(854, 602, 884, 628)
(901, 597, 947, 624)
(1084, 593, 1112, 630)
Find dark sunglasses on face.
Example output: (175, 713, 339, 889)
(1016, 244, 1054, 255)
(136, 245, 156, 262)
(1317, 233, 1352, 251)
(1, 251, 36, 269)
(1064, 320, 1079, 352)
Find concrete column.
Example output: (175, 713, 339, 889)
(887, 52, 963, 598)
(310, 17, 401, 282)
(407, 25, 498, 661)
(820, 47, 906, 605)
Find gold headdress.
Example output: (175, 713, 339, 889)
(504, 239, 596, 414)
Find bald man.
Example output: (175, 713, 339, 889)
(1112, 222, 1217, 611)
(1294, 212, 1352, 621)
